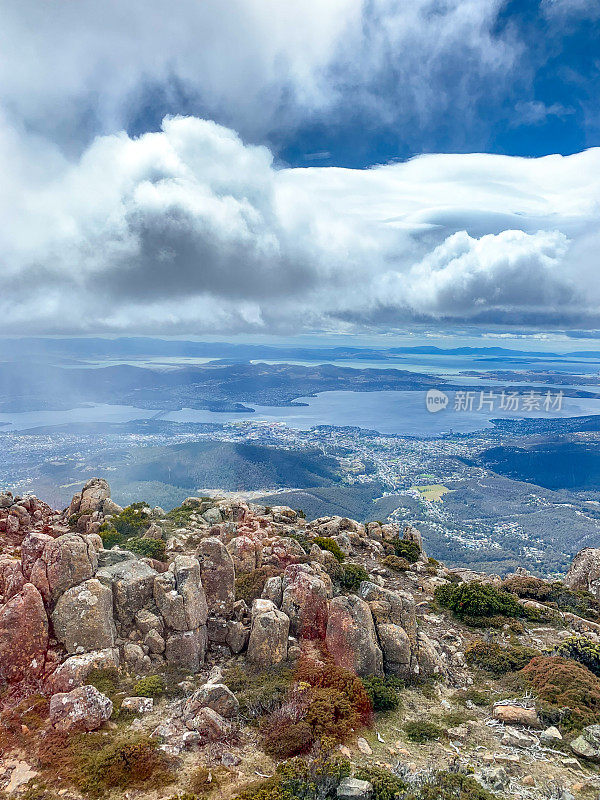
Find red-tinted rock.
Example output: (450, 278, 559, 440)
(0, 583, 49, 682)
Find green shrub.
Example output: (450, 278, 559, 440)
(133, 675, 166, 698)
(339, 563, 369, 592)
(361, 675, 403, 712)
(313, 537, 345, 562)
(127, 537, 166, 560)
(393, 540, 421, 563)
(287, 532, 312, 553)
(557, 635, 600, 676)
(234, 754, 350, 800)
(86, 667, 121, 698)
(403, 770, 496, 800)
(354, 766, 406, 800)
(235, 566, 280, 604)
(503, 576, 600, 622)
(521, 655, 600, 730)
(99, 525, 123, 549)
(465, 641, 538, 675)
(382, 555, 410, 572)
(82, 733, 172, 796)
(434, 581, 521, 619)
(112, 504, 151, 538)
(403, 720, 445, 743)
(262, 720, 314, 759)
(224, 665, 292, 720)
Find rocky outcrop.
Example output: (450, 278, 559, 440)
(247, 599, 289, 667)
(46, 648, 120, 693)
(281, 564, 328, 640)
(226, 535, 262, 575)
(97, 558, 157, 625)
(52, 578, 115, 654)
(30, 533, 98, 605)
(571, 724, 600, 762)
(0, 583, 48, 682)
(359, 581, 418, 677)
(49, 685, 113, 731)
(198, 537, 235, 618)
(326, 594, 383, 677)
(565, 548, 600, 598)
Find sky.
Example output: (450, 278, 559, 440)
(2, 0, 600, 338)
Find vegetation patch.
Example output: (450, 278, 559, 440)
(557, 634, 600, 676)
(521, 655, 600, 730)
(403, 720, 445, 743)
(382, 555, 410, 572)
(354, 766, 406, 800)
(233, 753, 351, 800)
(465, 641, 539, 675)
(339, 563, 370, 592)
(224, 664, 292, 721)
(313, 536, 345, 562)
(393, 540, 421, 563)
(234, 566, 280, 604)
(361, 675, 403, 712)
(402, 769, 497, 799)
(502, 576, 600, 622)
(133, 674, 166, 698)
(434, 581, 521, 619)
(127, 536, 166, 560)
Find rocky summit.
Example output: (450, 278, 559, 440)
(2, 481, 600, 799)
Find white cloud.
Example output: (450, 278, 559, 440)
(1, 115, 600, 334)
(0, 0, 520, 150)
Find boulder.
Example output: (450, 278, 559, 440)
(226, 535, 261, 575)
(337, 778, 374, 799)
(165, 628, 207, 672)
(30, 533, 98, 604)
(565, 548, 600, 598)
(492, 703, 540, 728)
(0, 555, 25, 601)
(78, 478, 111, 514)
(183, 683, 239, 720)
(121, 696, 154, 714)
(247, 607, 289, 667)
(326, 595, 383, 677)
(46, 648, 119, 693)
(261, 575, 283, 607)
(96, 559, 157, 625)
(358, 582, 418, 674)
(198, 537, 235, 618)
(182, 706, 231, 743)
(49, 685, 112, 731)
(0, 583, 48, 682)
(52, 578, 115, 654)
(153, 556, 208, 631)
(571, 725, 600, 762)
(281, 564, 328, 640)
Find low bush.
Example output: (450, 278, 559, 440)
(354, 766, 406, 800)
(112, 503, 151, 537)
(382, 555, 410, 572)
(262, 720, 314, 760)
(127, 537, 166, 560)
(557, 635, 600, 676)
(361, 675, 403, 712)
(234, 566, 280, 605)
(133, 675, 166, 698)
(521, 655, 600, 730)
(465, 641, 538, 675)
(224, 665, 292, 720)
(313, 537, 345, 562)
(434, 581, 521, 619)
(85, 667, 121, 698)
(503, 576, 600, 622)
(83, 733, 172, 796)
(339, 563, 369, 592)
(393, 540, 421, 563)
(403, 720, 445, 743)
(234, 754, 350, 800)
(403, 770, 496, 800)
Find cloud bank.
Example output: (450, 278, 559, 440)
(2, 115, 600, 334)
